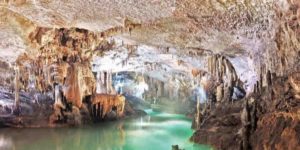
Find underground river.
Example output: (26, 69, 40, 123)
(0, 109, 211, 150)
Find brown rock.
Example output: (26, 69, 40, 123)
(289, 72, 300, 93)
(251, 112, 300, 150)
(63, 63, 96, 108)
(191, 69, 201, 77)
(91, 94, 125, 119)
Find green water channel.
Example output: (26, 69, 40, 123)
(0, 109, 212, 150)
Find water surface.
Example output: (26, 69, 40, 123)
(0, 109, 211, 150)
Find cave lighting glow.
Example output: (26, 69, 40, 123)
(134, 80, 149, 99)
(195, 86, 207, 103)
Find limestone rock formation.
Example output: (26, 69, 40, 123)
(63, 62, 96, 108)
(208, 54, 245, 103)
(289, 72, 300, 99)
(91, 94, 125, 120)
(0, 0, 299, 149)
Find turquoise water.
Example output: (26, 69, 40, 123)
(0, 109, 211, 150)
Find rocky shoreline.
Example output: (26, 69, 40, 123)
(191, 72, 300, 150)
(0, 88, 147, 128)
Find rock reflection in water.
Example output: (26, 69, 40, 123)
(0, 122, 125, 150)
(0, 110, 211, 150)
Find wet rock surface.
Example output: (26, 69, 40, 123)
(191, 72, 300, 150)
(190, 102, 243, 150)
(0, 88, 54, 127)
(0, 86, 146, 128)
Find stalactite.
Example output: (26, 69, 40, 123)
(289, 72, 300, 100)
(212, 55, 216, 76)
(63, 63, 96, 108)
(54, 85, 65, 109)
(96, 71, 107, 94)
(92, 104, 97, 118)
(208, 57, 211, 74)
(266, 70, 272, 87)
(109, 71, 116, 95)
(195, 95, 201, 129)
(216, 82, 224, 103)
(259, 66, 263, 90)
(13, 65, 20, 115)
(161, 81, 165, 97)
(92, 94, 125, 119)
(208, 54, 242, 103)
(96, 72, 101, 93)
(157, 81, 162, 97)
(218, 56, 223, 80)
(106, 71, 109, 93)
(101, 72, 104, 85)
(255, 81, 260, 93)
(191, 69, 202, 77)
(96, 104, 99, 119)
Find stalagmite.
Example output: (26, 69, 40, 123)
(72, 106, 81, 125)
(241, 100, 250, 150)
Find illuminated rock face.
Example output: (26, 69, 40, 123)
(91, 94, 125, 120)
(289, 72, 300, 98)
(63, 63, 96, 108)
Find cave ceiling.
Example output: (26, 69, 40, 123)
(0, 0, 299, 92)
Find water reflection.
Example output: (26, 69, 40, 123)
(0, 123, 126, 150)
(0, 110, 211, 150)
(0, 135, 14, 150)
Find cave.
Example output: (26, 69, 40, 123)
(0, 0, 300, 150)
